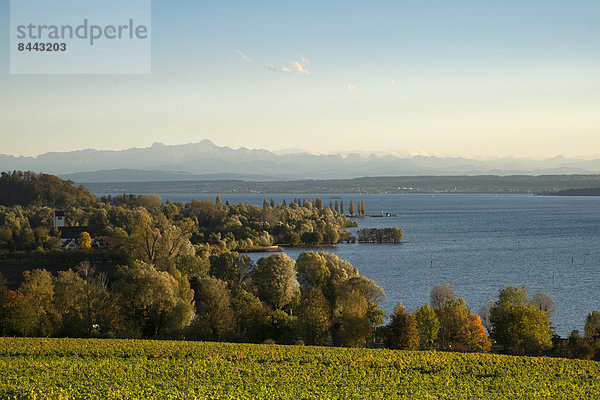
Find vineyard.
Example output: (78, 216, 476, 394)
(1, 338, 599, 399)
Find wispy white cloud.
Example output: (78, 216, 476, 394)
(390, 79, 396, 85)
(284, 60, 310, 75)
(347, 83, 358, 93)
(236, 50, 252, 65)
(267, 57, 311, 75)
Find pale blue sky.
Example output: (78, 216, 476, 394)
(1, 0, 599, 158)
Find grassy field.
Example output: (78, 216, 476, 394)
(1, 338, 599, 399)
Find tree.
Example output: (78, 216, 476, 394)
(52, 265, 114, 337)
(339, 276, 386, 304)
(415, 304, 439, 349)
(584, 310, 600, 340)
(189, 277, 234, 341)
(209, 252, 253, 287)
(154, 219, 195, 268)
(357, 228, 403, 243)
(430, 284, 456, 309)
(297, 252, 361, 306)
(385, 302, 419, 350)
(340, 200, 344, 214)
(532, 291, 555, 318)
(0, 290, 38, 336)
(53, 269, 86, 336)
(334, 290, 371, 347)
(435, 297, 491, 352)
(175, 254, 210, 279)
(230, 288, 270, 343)
(18, 269, 59, 337)
(113, 261, 194, 337)
(296, 252, 330, 289)
(0, 171, 97, 207)
(554, 330, 595, 360)
(215, 195, 222, 205)
(136, 195, 162, 209)
(349, 199, 355, 216)
(479, 300, 496, 333)
(77, 231, 92, 250)
(75, 262, 114, 336)
(297, 288, 331, 345)
(127, 211, 162, 263)
(251, 254, 299, 310)
(314, 198, 323, 210)
(127, 211, 195, 268)
(300, 231, 323, 246)
(489, 286, 553, 355)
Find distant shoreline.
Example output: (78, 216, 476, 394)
(83, 174, 600, 195)
(539, 188, 600, 196)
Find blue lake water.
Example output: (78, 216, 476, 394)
(110, 193, 600, 336)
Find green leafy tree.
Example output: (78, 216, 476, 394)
(209, 252, 253, 287)
(415, 304, 439, 349)
(384, 302, 419, 350)
(489, 286, 553, 355)
(334, 290, 371, 347)
(230, 288, 269, 342)
(18, 269, 59, 337)
(113, 261, 194, 338)
(175, 254, 210, 279)
(0, 290, 38, 336)
(0, 171, 97, 207)
(314, 198, 323, 210)
(584, 310, 600, 340)
(296, 252, 330, 289)
(251, 254, 299, 310)
(297, 288, 331, 345)
(300, 231, 323, 246)
(189, 277, 234, 341)
(127, 211, 195, 268)
(53, 269, 86, 336)
(75, 262, 115, 336)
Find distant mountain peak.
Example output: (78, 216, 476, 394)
(1, 141, 599, 180)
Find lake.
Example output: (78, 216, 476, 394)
(107, 193, 600, 337)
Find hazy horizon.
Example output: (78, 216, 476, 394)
(2, 1, 599, 158)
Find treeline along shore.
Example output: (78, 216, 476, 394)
(1, 171, 600, 362)
(79, 174, 600, 194)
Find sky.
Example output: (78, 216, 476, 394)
(1, 0, 599, 158)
